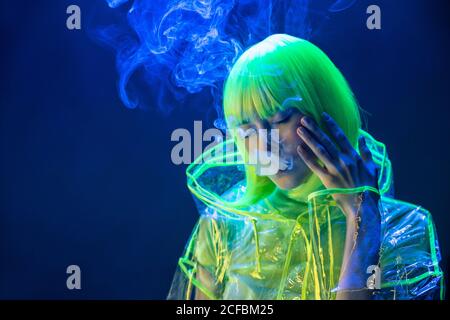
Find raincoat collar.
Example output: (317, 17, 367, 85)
(186, 129, 393, 219)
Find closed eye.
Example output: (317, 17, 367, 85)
(272, 112, 293, 125)
(271, 108, 296, 125)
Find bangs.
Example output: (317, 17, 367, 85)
(224, 38, 303, 128)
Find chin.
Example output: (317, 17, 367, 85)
(272, 175, 303, 190)
(271, 166, 312, 190)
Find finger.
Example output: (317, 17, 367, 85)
(297, 142, 328, 178)
(321, 112, 357, 156)
(297, 126, 335, 170)
(300, 115, 340, 159)
(358, 136, 373, 162)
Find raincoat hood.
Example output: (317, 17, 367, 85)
(168, 130, 444, 300)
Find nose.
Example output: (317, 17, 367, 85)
(253, 119, 277, 154)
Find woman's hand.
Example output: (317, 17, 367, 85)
(297, 112, 382, 298)
(296, 112, 379, 217)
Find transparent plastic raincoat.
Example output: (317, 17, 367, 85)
(167, 130, 444, 300)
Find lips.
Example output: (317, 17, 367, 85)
(278, 156, 294, 172)
(248, 150, 294, 176)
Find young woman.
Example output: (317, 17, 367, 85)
(167, 34, 444, 300)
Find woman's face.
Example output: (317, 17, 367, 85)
(236, 107, 313, 190)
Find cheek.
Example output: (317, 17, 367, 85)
(279, 127, 302, 154)
(277, 113, 303, 152)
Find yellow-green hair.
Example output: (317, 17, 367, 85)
(223, 34, 362, 207)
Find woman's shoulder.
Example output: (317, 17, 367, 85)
(379, 196, 433, 230)
(378, 196, 437, 253)
(378, 196, 440, 270)
(377, 196, 443, 299)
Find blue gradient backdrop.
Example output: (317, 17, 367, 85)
(0, 0, 449, 299)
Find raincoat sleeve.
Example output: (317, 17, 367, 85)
(375, 198, 444, 300)
(167, 210, 228, 300)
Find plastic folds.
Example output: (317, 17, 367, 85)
(167, 130, 444, 300)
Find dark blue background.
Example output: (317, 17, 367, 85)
(1, 0, 449, 299)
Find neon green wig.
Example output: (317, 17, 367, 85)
(223, 34, 362, 206)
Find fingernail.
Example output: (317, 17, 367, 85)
(301, 116, 310, 126)
(297, 127, 305, 135)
